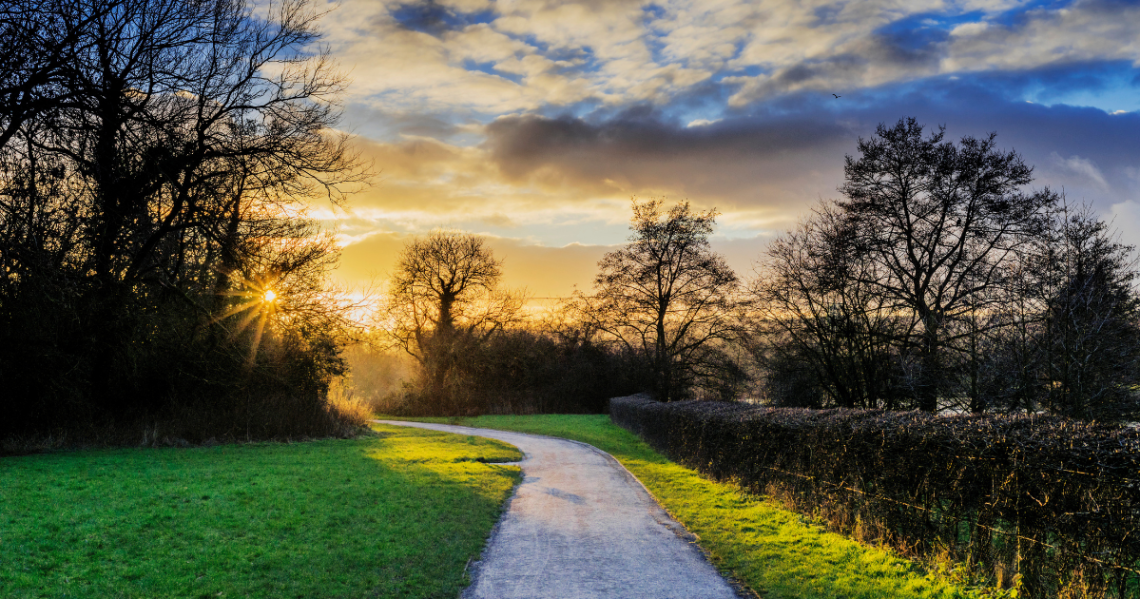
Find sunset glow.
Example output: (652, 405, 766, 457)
(319, 0, 1140, 297)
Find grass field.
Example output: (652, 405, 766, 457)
(0, 424, 521, 599)
(398, 414, 996, 599)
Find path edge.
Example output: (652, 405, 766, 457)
(372, 419, 757, 599)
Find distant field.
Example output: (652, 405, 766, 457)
(0, 424, 521, 599)
(400, 414, 993, 599)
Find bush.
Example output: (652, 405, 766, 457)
(0, 299, 362, 452)
(610, 396, 1140, 598)
(388, 330, 649, 417)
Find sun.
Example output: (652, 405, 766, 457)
(206, 276, 284, 368)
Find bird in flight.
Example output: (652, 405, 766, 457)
(832, 93, 841, 98)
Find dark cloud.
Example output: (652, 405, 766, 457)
(961, 60, 1139, 102)
(849, 76, 1140, 189)
(390, 0, 449, 35)
(486, 110, 847, 165)
(483, 72, 1140, 219)
(484, 107, 851, 211)
(389, 0, 496, 36)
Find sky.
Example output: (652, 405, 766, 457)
(310, 0, 1140, 298)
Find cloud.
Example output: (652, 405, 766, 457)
(483, 109, 852, 215)
(726, 0, 1140, 104)
(333, 228, 772, 298)
(1049, 153, 1110, 190)
(315, 0, 1140, 292)
(942, 0, 1140, 74)
(1108, 200, 1140, 254)
(320, 0, 1140, 120)
(340, 104, 467, 142)
(476, 75, 1140, 226)
(331, 73, 1140, 259)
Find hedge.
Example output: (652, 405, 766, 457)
(610, 395, 1140, 598)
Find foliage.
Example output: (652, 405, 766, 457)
(402, 413, 982, 599)
(0, 0, 366, 439)
(0, 424, 521, 598)
(611, 395, 1140, 598)
(377, 327, 646, 416)
(575, 198, 746, 401)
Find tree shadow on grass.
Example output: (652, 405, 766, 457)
(0, 426, 521, 599)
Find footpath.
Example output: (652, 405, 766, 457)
(375, 420, 744, 599)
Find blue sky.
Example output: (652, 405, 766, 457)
(313, 0, 1140, 296)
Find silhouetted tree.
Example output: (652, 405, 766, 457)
(577, 199, 744, 401)
(752, 204, 905, 409)
(839, 118, 1057, 411)
(381, 230, 524, 412)
(753, 119, 1140, 421)
(1036, 204, 1140, 420)
(0, 0, 366, 438)
(0, 0, 109, 150)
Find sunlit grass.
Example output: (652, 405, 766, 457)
(0, 424, 521, 599)
(397, 414, 991, 599)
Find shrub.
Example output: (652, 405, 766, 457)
(610, 396, 1140, 598)
(387, 330, 649, 417)
(0, 301, 362, 452)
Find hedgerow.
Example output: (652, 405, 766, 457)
(610, 395, 1140, 598)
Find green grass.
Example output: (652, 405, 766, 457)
(0, 424, 521, 599)
(396, 414, 991, 599)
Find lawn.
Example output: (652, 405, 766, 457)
(397, 414, 995, 599)
(0, 424, 521, 599)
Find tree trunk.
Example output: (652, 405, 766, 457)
(917, 313, 941, 412)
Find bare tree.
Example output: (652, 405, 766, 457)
(390, 230, 506, 339)
(382, 230, 524, 407)
(0, 0, 368, 434)
(578, 199, 743, 401)
(752, 119, 1140, 421)
(1036, 203, 1140, 420)
(752, 204, 905, 409)
(839, 118, 1057, 411)
(0, 0, 112, 151)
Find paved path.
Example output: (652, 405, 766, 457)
(375, 420, 742, 599)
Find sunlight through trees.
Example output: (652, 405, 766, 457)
(0, 0, 368, 439)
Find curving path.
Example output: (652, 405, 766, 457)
(374, 420, 743, 599)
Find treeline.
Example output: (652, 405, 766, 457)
(361, 231, 649, 416)
(4, 0, 1134, 441)
(375, 119, 1140, 422)
(0, 0, 367, 445)
(754, 119, 1140, 421)
(360, 199, 750, 416)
